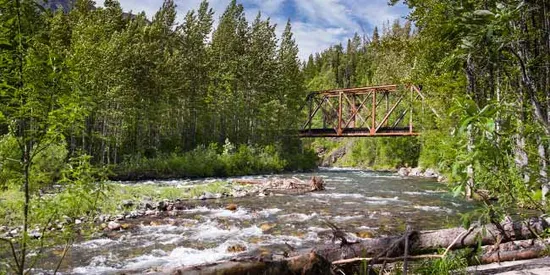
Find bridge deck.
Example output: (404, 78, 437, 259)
(299, 127, 419, 138)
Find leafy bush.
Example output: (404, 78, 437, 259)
(114, 141, 317, 180)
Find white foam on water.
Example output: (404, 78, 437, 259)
(354, 171, 401, 179)
(279, 212, 318, 222)
(191, 222, 263, 241)
(208, 208, 251, 219)
(257, 208, 282, 217)
(310, 193, 365, 199)
(365, 196, 402, 205)
(139, 224, 183, 233)
(263, 234, 304, 247)
(125, 241, 250, 271)
(403, 191, 425, 196)
(414, 205, 453, 214)
(332, 215, 363, 222)
(426, 190, 446, 194)
(75, 238, 117, 249)
(73, 265, 118, 275)
(319, 167, 362, 171)
(72, 255, 119, 275)
(307, 226, 328, 233)
(357, 225, 378, 230)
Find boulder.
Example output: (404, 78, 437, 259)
(423, 168, 438, 178)
(397, 167, 409, 177)
(409, 167, 423, 177)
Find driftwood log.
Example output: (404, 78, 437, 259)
(170, 216, 550, 275)
(233, 177, 325, 195)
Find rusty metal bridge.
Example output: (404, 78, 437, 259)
(300, 84, 433, 138)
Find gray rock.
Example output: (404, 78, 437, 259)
(423, 168, 438, 178)
(115, 214, 124, 221)
(108, 221, 121, 231)
(409, 167, 423, 177)
(202, 192, 216, 200)
(122, 200, 134, 208)
(74, 219, 82, 225)
(62, 215, 72, 224)
(30, 229, 42, 239)
(143, 201, 155, 210)
(157, 201, 168, 211)
(145, 210, 156, 216)
(397, 167, 409, 177)
(214, 193, 223, 199)
(231, 190, 248, 198)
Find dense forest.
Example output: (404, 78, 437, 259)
(0, 0, 317, 184)
(305, 0, 549, 208)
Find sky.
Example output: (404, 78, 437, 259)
(99, 0, 410, 60)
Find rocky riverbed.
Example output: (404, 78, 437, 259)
(15, 168, 476, 274)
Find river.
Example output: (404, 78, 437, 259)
(39, 168, 474, 274)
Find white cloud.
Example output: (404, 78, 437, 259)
(99, 0, 409, 60)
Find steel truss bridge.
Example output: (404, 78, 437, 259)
(299, 84, 433, 138)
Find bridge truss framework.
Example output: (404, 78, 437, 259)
(299, 84, 430, 138)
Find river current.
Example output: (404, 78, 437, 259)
(40, 168, 474, 274)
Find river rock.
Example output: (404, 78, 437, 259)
(355, 231, 374, 239)
(108, 221, 121, 231)
(423, 168, 438, 178)
(260, 223, 275, 232)
(409, 167, 423, 177)
(227, 244, 247, 253)
(30, 229, 42, 239)
(397, 167, 409, 177)
(122, 200, 134, 208)
(231, 190, 248, 198)
(145, 210, 156, 216)
(199, 192, 216, 200)
(143, 201, 155, 210)
(226, 204, 238, 211)
(157, 201, 168, 211)
(75, 219, 82, 225)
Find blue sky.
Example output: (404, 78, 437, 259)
(100, 0, 410, 60)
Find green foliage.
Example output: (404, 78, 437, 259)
(416, 250, 469, 275)
(115, 142, 314, 180)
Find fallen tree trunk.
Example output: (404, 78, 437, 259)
(170, 216, 550, 275)
(479, 238, 550, 264)
(233, 177, 325, 194)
